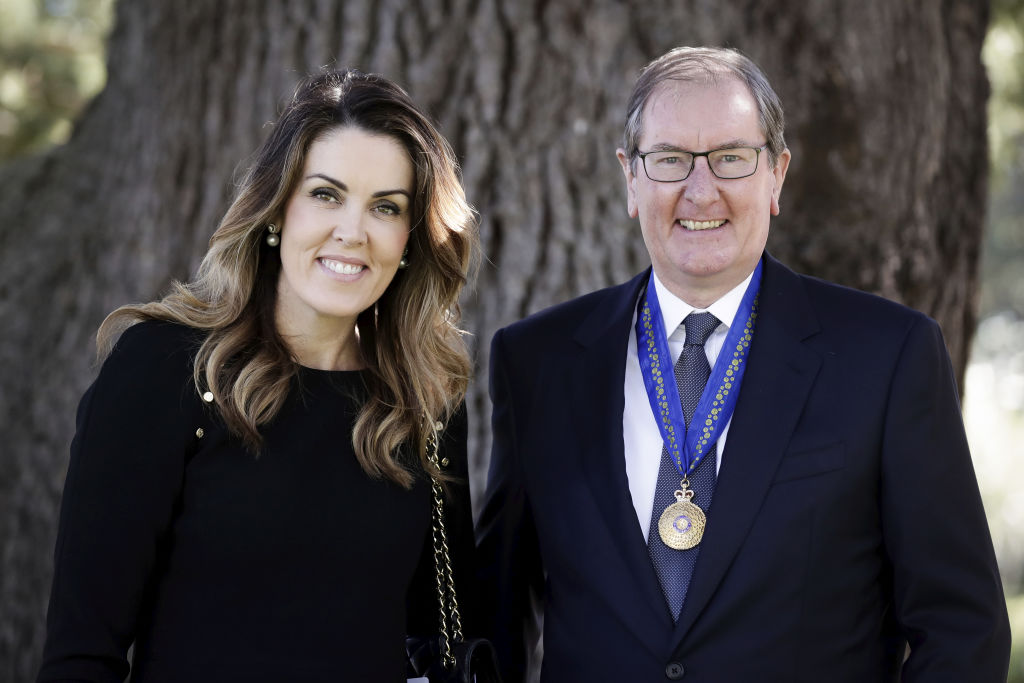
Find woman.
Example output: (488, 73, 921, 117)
(37, 69, 479, 682)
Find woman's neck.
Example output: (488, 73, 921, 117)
(274, 307, 364, 371)
(288, 332, 364, 371)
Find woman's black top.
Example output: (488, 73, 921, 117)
(37, 321, 475, 683)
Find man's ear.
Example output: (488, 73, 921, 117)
(770, 148, 791, 217)
(616, 148, 640, 218)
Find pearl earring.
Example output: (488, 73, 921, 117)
(398, 248, 409, 269)
(266, 223, 280, 247)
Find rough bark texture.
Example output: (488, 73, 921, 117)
(0, 0, 989, 679)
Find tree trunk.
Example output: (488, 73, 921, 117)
(0, 0, 989, 678)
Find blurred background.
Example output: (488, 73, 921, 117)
(1, 0, 1021, 679)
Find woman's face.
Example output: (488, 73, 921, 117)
(275, 126, 413, 333)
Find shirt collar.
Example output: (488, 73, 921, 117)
(651, 268, 756, 337)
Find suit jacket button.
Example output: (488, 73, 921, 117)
(665, 661, 685, 679)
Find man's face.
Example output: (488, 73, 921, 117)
(617, 77, 790, 302)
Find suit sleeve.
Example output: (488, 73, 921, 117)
(38, 322, 200, 683)
(475, 328, 544, 683)
(880, 316, 1011, 681)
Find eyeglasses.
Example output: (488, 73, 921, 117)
(637, 144, 768, 182)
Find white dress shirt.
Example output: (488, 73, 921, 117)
(623, 269, 756, 542)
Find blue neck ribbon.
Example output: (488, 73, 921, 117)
(635, 261, 762, 478)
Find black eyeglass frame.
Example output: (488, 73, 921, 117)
(636, 144, 769, 182)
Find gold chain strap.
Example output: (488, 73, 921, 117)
(427, 420, 464, 671)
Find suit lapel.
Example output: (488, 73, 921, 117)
(570, 270, 677, 643)
(673, 254, 823, 641)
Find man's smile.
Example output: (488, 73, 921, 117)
(677, 219, 727, 231)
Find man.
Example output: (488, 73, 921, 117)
(476, 46, 1010, 682)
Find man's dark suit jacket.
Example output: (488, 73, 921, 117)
(476, 253, 1010, 683)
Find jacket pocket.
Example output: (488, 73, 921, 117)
(772, 442, 846, 483)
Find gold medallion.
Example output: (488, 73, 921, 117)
(657, 482, 706, 550)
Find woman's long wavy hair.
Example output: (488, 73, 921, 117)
(98, 69, 479, 487)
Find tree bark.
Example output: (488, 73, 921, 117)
(0, 0, 989, 678)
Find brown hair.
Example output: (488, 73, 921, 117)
(99, 69, 478, 487)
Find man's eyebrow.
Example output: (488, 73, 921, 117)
(645, 139, 754, 152)
(645, 142, 686, 152)
(306, 173, 410, 199)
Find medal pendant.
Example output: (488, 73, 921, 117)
(657, 483, 706, 550)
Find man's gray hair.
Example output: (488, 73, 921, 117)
(623, 46, 786, 169)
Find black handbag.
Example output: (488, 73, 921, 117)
(405, 636, 501, 683)
(405, 423, 502, 683)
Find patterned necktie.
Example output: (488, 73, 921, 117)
(647, 311, 720, 621)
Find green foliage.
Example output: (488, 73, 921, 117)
(0, 0, 113, 161)
(982, 0, 1024, 317)
(1008, 594, 1024, 683)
